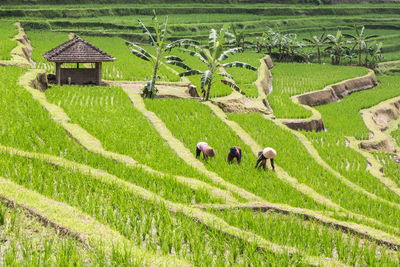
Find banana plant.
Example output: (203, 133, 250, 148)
(226, 24, 251, 52)
(303, 32, 328, 64)
(366, 41, 383, 67)
(343, 25, 378, 66)
(126, 11, 197, 98)
(325, 30, 351, 65)
(165, 27, 257, 101)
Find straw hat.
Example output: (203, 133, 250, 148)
(262, 147, 276, 159)
(205, 146, 215, 157)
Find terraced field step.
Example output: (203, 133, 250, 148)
(0, 175, 187, 266)
(19, 69, 237, 204)
(194, 202, 400, 249)
(279, 120, 400, 210)
(122, 86, 264, 203)
(204, 101, 400, 239)
(0, 145, 338, 266)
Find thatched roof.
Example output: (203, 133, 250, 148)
(43, 35, 115, 63)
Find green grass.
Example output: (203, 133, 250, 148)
(145, 98, 326, 210)
(45, 84, 212, 183)
(269, 63, 368, 119)
(229, 112, 400, 232)
(211, 208, 400, 266)
(302, 76, 400, 212)
(0, 21, 17, 60)
(0, 66, 222, 205)
(28, 30, 180, 82)
(0, 152, 303, 266)
(0, 202, 135, 266)
(375, 152, 400, 188)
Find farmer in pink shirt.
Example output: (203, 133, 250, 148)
(196, 142, 215, 160)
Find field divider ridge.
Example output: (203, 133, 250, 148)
(0, 144, 339, 266)
(274, 118, 400, 210)
(273, 69, 377, 132)
(0, 22, 33, 68)
(263, 62, 400, 201)
(203, 101, 400, 245)
(122, 85, 265, 203)
(0, 175, 189, 266)
(18, 69, 237, 204)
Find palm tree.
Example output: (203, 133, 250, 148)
(303, 32, 328, 64)
(165, 27, 257, 101)
(126, 11, 196, 98)
(343, 25, 378, 66)
(325, 30, 350, 65)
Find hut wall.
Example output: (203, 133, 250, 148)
(60, 68, 98, 85)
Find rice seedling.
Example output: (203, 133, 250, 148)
(0, 152, 304, 266)
(0, 202, 123, 266)
(0, 67, 220, 204)
(374, 152, 400, 188)
(0, 21, 18, 60)
(45, 84, 211, 182)
(268, 62, 368, 118)
(144, 98, 325, 210)
(229, 112, 400, 232)
(211, 208, 400, 266)
(304, 76, 400, 203)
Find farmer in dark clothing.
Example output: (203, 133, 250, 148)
(196, 142, 215, 161)
(255, 147, 276, 171)
(227, 146, 242, 164)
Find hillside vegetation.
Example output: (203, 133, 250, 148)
(1, 3, 400, 266)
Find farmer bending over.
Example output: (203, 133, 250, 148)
(255, 147, 276, 171)
(196, 142, 215, 161)
(227, 146, 242, 164)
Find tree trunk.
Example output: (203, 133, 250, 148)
(317, 47, 321, 64)
(152, 59, 159, 87)
(365, 53, 368, 67)
(206, 82, 212, 101)
(358, 48, 362, 66)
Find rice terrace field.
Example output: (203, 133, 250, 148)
(2, 0, 400, 265)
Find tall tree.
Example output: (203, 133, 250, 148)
(126, 11, 196, 98)
(303, 32, 328, 64)
(343, 25, 378, 66)
(166, 27, 257, 101)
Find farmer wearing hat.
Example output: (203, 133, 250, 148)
(196, 142, 216, 161)
(227, 146, 242, 164)
(255, 147, 276, 171)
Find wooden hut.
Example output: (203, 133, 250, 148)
(43, 35, 115, 85)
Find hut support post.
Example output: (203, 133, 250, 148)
(95, 62, 102, 85)
(56, 62, 61, 85)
